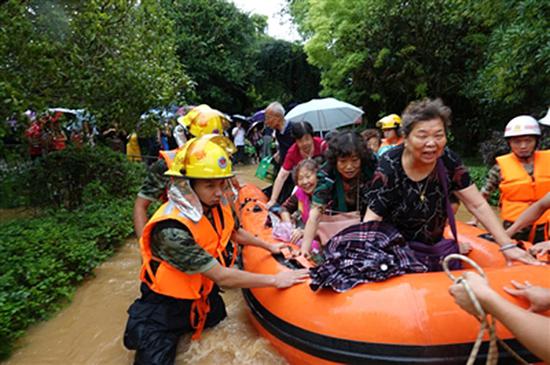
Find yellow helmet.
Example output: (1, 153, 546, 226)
(165, 134, 236, 178)
(376, 114, 401, 130)
(177, 104, 229, 137)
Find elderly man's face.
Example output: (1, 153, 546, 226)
(265, 109, 283, 130)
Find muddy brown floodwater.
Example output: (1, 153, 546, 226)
(4, 165, 285, 365)
(4, 164, 481, 365)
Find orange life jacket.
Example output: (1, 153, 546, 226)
(139, 199, 235, 339)
(159, 148, 179, 169)
(497, 150, 550, 238)
(379, 136, 404, 149)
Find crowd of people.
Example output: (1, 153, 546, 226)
(122, 100, 550, 364)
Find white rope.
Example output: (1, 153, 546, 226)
(442, 254, 530, 365)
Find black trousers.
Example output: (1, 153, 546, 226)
(124, 283, 227, 365)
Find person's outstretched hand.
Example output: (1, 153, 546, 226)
(529, 241, 550, 257)
(503, 280, 550, 312)
(503, 246, 543, 266)
(266, 242, 286, 254)
(290, 228, 304, 244)
(274, 269, 309, 288)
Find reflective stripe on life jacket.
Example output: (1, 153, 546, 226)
(139, 198, 235, 339)
(497, 150, 550, 227)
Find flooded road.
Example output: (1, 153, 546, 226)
(4, 165, 285, 365)
(4, 164, 482, 365)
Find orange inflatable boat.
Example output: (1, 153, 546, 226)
(237, 184, 549, 365)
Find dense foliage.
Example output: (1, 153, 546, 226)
(0, 146, 144, 358)
(0, 0, 190, 139)
(163, 0, 320, 113)
(0, 145, 145, 209)
(165, 0, 263, 113)
(253, 39, 321, 107)
(0, 198, 135, 359)
(287, 0, 549, 153)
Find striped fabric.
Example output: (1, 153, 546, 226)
(310, 221, 427, 292)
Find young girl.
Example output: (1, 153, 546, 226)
(280, 159, 320, 248)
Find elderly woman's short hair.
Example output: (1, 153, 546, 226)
(401, 98, 451, 137)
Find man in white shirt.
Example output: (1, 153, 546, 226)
(232, 120, 246, 164)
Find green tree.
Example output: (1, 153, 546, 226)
(290, 0, 482, 117)
(287, 0, 549, 153)
(252, 38, 321, 107)
(0, 0, 190, 135)
(165, 0, 267, 113)
(464, 0, 550, 121)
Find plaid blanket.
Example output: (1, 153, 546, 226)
(309, 221, 427, 292)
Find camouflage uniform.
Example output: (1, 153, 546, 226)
(137, 158, 171, 202)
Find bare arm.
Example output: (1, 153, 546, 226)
(267, 168, 291, 207)
(231, 228, 285, 254)
(299, 206, 322, 255)
(450, 272, 550, 363)
(455, 184, 540, 265)
(280, 210, 292, 223)
(202, 262, 308, 289)
(456, 185, 510, 244)
(133, 196, 153, 239)
(506, 192, 550, 237)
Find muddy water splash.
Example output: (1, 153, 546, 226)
(4, 239, 285, 365)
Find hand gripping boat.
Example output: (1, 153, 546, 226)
(236, 184, 549, 365)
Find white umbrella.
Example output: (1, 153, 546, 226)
(539, 108, 550, 126)
(285, 97, 364, 132)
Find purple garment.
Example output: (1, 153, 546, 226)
(408, 239, 461, 272)
(310, 221, 427, 292)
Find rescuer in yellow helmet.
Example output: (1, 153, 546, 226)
(123, 134, 308, 364)
(376, 114, 404, 156)
(133, 105, 231, 239)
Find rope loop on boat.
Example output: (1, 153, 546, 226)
(442, 254, 529, 365)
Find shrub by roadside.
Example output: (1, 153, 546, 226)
(0, 198, 135, 360)
(1, 145, 145, 209)
(0, 146, 146, 359)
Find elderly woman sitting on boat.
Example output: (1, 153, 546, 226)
(299, 130, 377, 256)
(363, 98, 540, 270)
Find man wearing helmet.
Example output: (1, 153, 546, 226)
(133, 104, 230, 238)
(376, 114, 404, 156)
(124, 135, 308, 365)
(480, 115, 550, 243)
